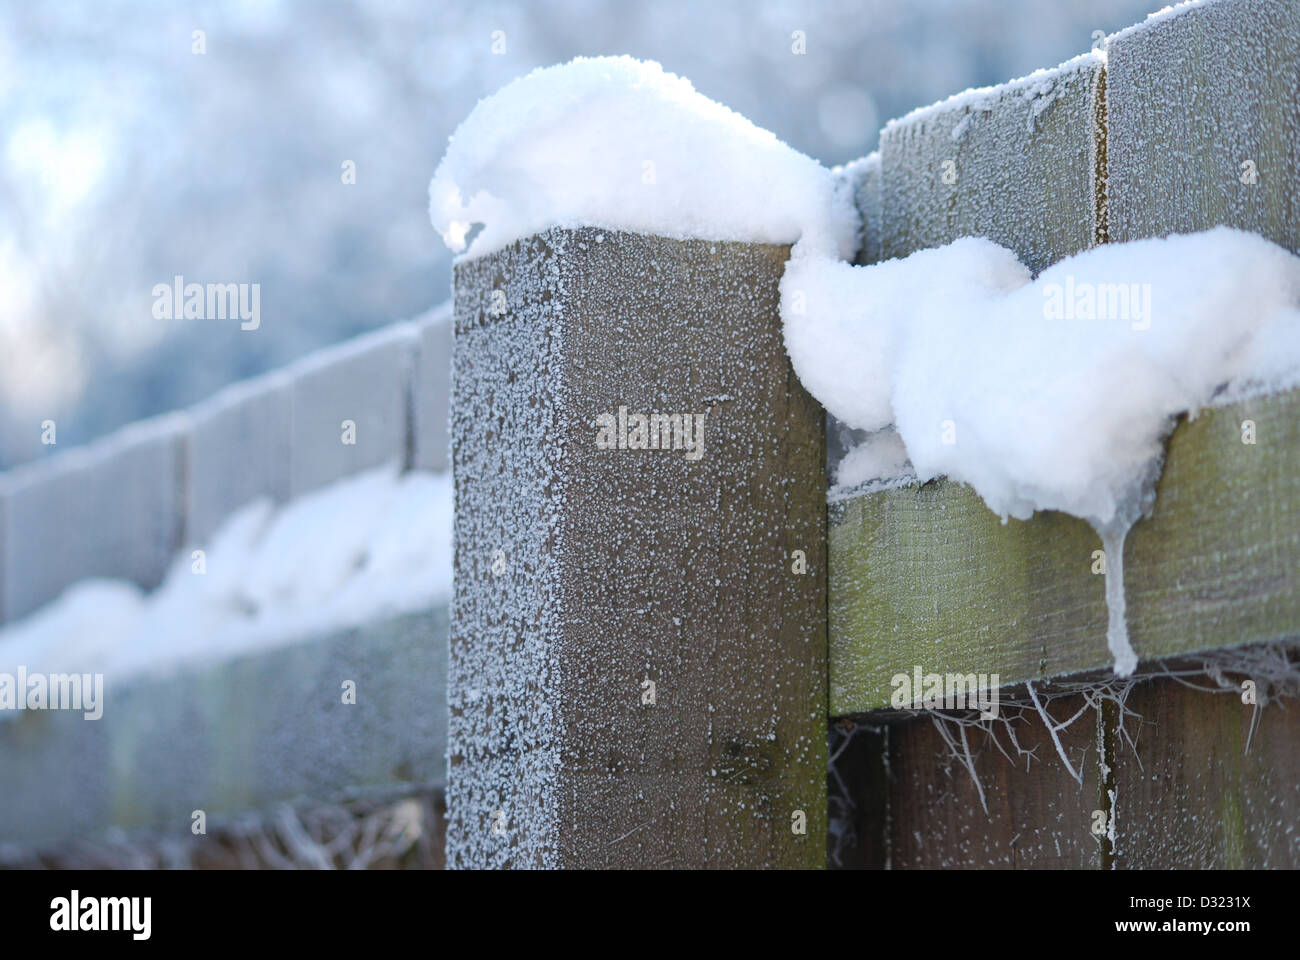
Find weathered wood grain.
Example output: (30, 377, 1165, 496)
(879, 51, 1104, 274)
(1106, 0, 1300, 252)
(1112, 675, 1300, 868)
(885, 693, 1106, 869)
(830, 386, 1300, 716)
(449, 228, 827, 868)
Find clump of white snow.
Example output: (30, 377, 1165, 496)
(429, 55, 859, 261)
(0, 464, 453, 681)
(832, 427, 913, 496)
(787, 226, 1300, 674)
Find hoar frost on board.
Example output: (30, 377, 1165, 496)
(430, 56, 1300, 678)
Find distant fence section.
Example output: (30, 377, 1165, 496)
(0, 307, 449, 625)
(0, 305, 452, 851)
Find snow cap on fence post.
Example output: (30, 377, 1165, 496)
(435, 57, 847, 868)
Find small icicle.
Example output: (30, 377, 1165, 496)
(1091, 454, 1164, 678)
(1096, 519, 1137, 677)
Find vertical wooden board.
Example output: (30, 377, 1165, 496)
(880, 52, 1104, 272)
(1126, 392, 1300, 662)
(887, 694, 1105, 869)
(1112, 675, 1300, 868)
(450, 228, 827, 868)
(186, 371, 293, 546)
(556, 232, 826, 868)
(3, 415, 187, 622)
(1106, 0, 1300, 251)
(829, 482, 1110, 717)
(850, 151, 883, 267)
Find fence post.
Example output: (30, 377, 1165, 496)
(447, 227, 827, 868)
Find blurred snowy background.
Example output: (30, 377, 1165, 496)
(0, 0, 1164, 470)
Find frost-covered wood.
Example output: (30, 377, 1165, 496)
(287, 324, 418, 497)
(449, 228, 827, 868)
(1113, 677, 1300, 868)
(829, 387, 1300, 716)
(0, 607, 448, 846)
(879, 52, 1105, 274)
(1106, 0, 1300, 252)
(885, 694, 1105, 869)
(2, 415, 187, 623)
(186, 371, 292, 546)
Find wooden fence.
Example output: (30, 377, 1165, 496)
(2, 0, 1296, 870)
(451, 0, 1299, 868)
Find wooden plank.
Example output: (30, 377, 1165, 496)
(0, 608, 449, 846)
(448, 228, 827, 868)
(849, 151, 882, 267)
(880, 51, 1104, 273)
(829, 386, 1300, 716)
(1106, 0, 1300, 252)
(1112, 674, 1300, 868)
(830, 485, 1107, 716)
(1127, 392, 1300, 660)
(886, 692, 1105, 869)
